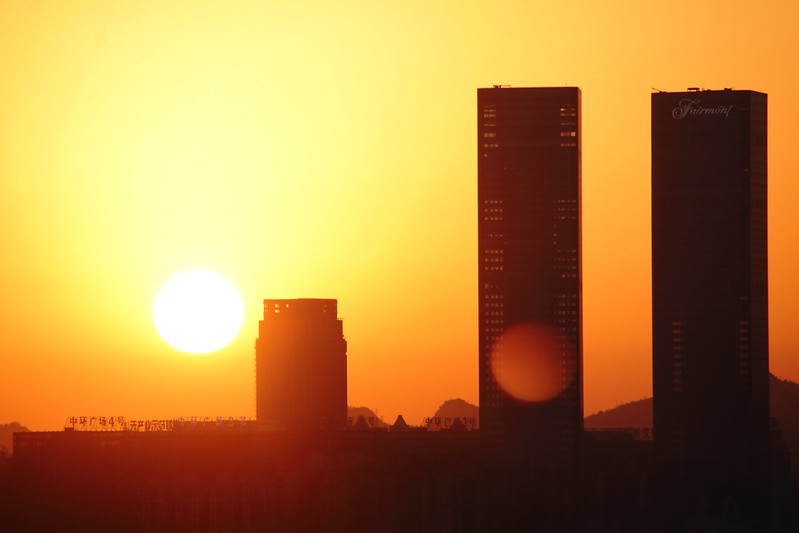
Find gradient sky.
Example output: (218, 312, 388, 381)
(2, 0, 798, 430)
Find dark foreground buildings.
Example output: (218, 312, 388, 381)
(652, 89, 772, 531)
(11, 425, 484, 533)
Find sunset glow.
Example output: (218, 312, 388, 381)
(153, 271, 244, 354)
(1, 1, 798, 430)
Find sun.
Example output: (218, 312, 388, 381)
(153, 271, 244, 354)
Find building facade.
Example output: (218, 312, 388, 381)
(255, 299, 347, 430)
(477, 86, 583, 468)
(651, 89, 770, 531)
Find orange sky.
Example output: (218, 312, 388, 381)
(2, 1, 798, 430)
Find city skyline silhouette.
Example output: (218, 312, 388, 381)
(4, 3, 799, 529)
(5, 81, 799, 530)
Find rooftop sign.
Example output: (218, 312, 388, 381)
(64, 416, 250, 432)
(672, 98, 734, 119)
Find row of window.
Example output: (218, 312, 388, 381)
(482, 140, 579, 148)
(559, 106, 577, 118)
(671, 320, 685, 391)
(483, 131, 575, 138)
(555, 300, 579, 307)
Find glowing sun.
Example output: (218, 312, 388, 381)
(153, 271, 244, 354)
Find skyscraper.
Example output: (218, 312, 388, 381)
(255, 298, 347, 430)
(477, 86, 583, 467)
(652, 89, 770, 531)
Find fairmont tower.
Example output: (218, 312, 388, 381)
(651, 89, 770, 531)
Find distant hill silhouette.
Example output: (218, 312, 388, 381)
(433, 398, 479, 420)
(0, 422, 30, 455)
(771, 375, 799, 483)
(585, 374, 799, 482)
(584, 398, 652, 429)
(347, 406, 387, 428)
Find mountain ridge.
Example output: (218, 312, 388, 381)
(585, 374, 799, 482)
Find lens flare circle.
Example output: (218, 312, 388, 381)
(153, 271, 244, 354)
(489, 322, 570, 403)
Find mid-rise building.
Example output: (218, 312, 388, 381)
(255, 298, 347, 430)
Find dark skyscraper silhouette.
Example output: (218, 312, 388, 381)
(477, 86, 583, 468)
(255, 298, 347, 430)
(652, 89, 770, 531)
